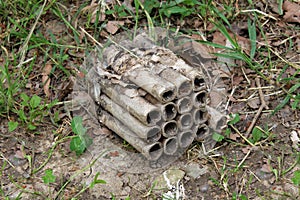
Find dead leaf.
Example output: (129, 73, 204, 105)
(42, 63, 52, 97)
(105, 21, 125, 34)
(109, 151, 119, 157)
(232, 75, 244, 86)
(290, 130, 300, 151)
(212, 30, 251, 55)
(247, 98, 260, 109)
(261, 163, 272, 173)
(229, 133, 240, 141)
(241, 146, 251, 154)
(283, 1, 300, 24)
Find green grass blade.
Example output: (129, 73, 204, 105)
(248, 18, 257, 59)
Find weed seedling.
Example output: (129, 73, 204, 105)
(9, 93, 58, 131)
(70, 116, 92, 156)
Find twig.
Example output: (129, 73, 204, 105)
(269, 47, 300, 70)
(0, 152, 15, 169)
(240, 9, 277, 21)
(79, 26, 103, 48)
(244, 77, 268, 138)
(17, 0, 47, 69)
(230, 124, 255, 147)
(237, 148, 251, 169)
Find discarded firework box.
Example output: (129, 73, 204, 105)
(89, 30, 225, 161)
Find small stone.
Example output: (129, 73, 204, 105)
(153, 168, 185, 190)
(200, 184, 209, 192)
(185, 162, 208, 179)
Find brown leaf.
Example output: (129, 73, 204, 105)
(232, 75, 244, 86)
(283, 1, 300, 24)
(261, 163, 272, 173)
(247, 98, 260, 109)
(42, 63, 52, 97)
(212, 31, 251, 55)
(109, 151, 119, 157)
(229, 133, 240, 141)
(105, 21, 125, 34)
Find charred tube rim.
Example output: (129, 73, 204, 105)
(163, 137, 178, 155)
(176, 97, 193, 114)
(162, 120, 178, 137)
(192, 90, 207, 107)
(162, 102, 177, 120)
(193, 108, 208, 124)
(193, 124, 209, 141)
(177, 113, 193, 130)
(178, 131, 194, 149)
(142, 142, 164, 161)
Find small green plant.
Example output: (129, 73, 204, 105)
(232, 192, 248, 200)
(291, 170, 300, 186)
(105, 4, 133, 18)
(9, 93, 57, 131)
(70, 116, 92, 156)
(42, 169, 56, 184)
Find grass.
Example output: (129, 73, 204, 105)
(0, 0, 299, 199)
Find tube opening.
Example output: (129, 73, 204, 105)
(195, 125, 208, 140)
(162, 121, 178, 137)
(179, 131, 194, 149)
(148, 143, 163, 160)
(177, 97, 192, 114)
(178, 81, 192, 97)
(180, 114, 192, 129)
(194, 109, 208, 124)
(164, 137, 178, 155)
(147, 110, 161, 124)
(146, 127, 161, 142)
(164, 103, 177, 120)
(162, 90, 175, 102)
(194, 76, 205, 90)
(194, 91, 206, 106)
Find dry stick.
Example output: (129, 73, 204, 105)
(244, 77, 268, 139)
(79, 26, 103, 48)
(237, 148, 252, 169)
(17, 0, 47, 69)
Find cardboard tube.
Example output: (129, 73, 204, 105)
(177, 113, 193, 130)
(188, 69, 206, 91)
(193, 108, 208, 124)
(100, 95, 161, 142)
(161, 102, 177, 121)
(99, 110, 163, 160)
(100, 81, 161, 126)
(171, 60, 206, 91)
(145, 94, 177, 121)
(193, 124, 209, 141)
(161, 120, 178, 137)
(163, 136, 178, 155)
(178, 130, 194, 149)
(152, 66, 192, 98)
(176, 96, 193, 114)
(192, 90, 207, 108)
(126, 67, 176, 103)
